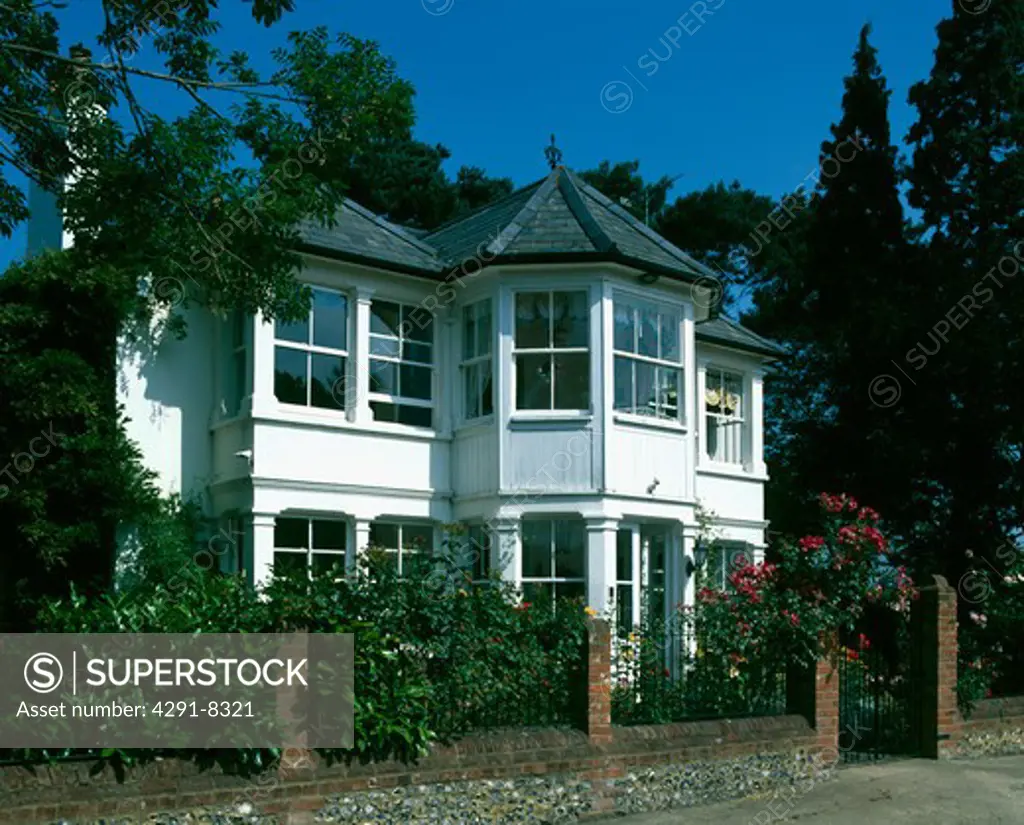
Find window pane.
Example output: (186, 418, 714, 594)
(274, 347, 307, 405)
(477, 301, 492, 355)
(480, 361, 494, 417)
(400, 364, 432, 401)
(404, 308, 433, 343)
(636, 360, 657, 416)
(552, 291, 588, 348)
(312, 290, 347, 351)
(276, 313, 308, 344)
(521, 521, 552, 578)
(706, 414, 720, 460)
(516, 353, 551, 410)
(553, 353, 589, 410)
(660, 312, 680, 362)
(275, 517, 309, 549)
(467, 527, 490, 579)
(402, 551, 432, 579)
(614, 356, 634, 413)
(657, 367, 681, 419)
(402, 524, 433, 551)
(273, 552, 307, 579)
(556, 582, 586, 604)
(723, 373, 743, 417)
(311, 553, 344, 577)
(462, 305, 476, 360)
(616, 585, 633, 631)
(554, 521, 585, 578)
(310, 353, 345, 410)
(613, 302, 635, 353)
(522, 581, 552, 605)
(616, 529, 633, 580)
(369, 359, 397, 395)
(312, 520, 346, 551)
(404, 342, 433, 365)
(396, 404, 432, 427)
(378, 549, 399, 574)
(371, 301, 400, 336)
(638, 306, 659, 357)
(369, 522, 399, 550)
(370, 336, 400, 357)
(515, 293, 548, 348)
(464, 363, 480, 420)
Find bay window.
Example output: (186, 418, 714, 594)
(369, 300, 434, 427)
(273, 516, 347, 578)
(274, 287, 348, 410)
(514, 290, 590, 411)
(613, 296, 683, 421)
(704, 367, 745, 464)
(521, 519, 586, 604)
(704, 542, 753, 590)
(461, 299, 493, 420)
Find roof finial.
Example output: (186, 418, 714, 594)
(544, 134, 563, 170)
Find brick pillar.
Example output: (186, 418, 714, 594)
(581, 618, 612, 745)
(912, 574, 960, 758)
(786, 632, 839, 754)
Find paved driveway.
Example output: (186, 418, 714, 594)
(611, 756, 1024, 824)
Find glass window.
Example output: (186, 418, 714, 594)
(615, 528, 634, 633)
(513, 291, 590, 411)
(520, 519, 586, 607)
(227, 310, 248, 416)
(704, 542, 753, 590)
(369, 300, 434, 427)
(272, 516, 347, 578)
(461, 299, 493, 421)
(369, 521, 434, 577)
(613, 296, 683, 421)
(705, 368, 745, 464)
(274, 288, 348, 411)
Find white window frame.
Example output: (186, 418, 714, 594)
(704, 366, 746, 465)
(273, 286, 349, 410)
(369, 521, 435, 577)
(520, 519, 587, 605)
(703, 541, 753, 591)
(272, 516, 348, 578)
(512, 290, 591, 413)
(613, 295, 684, 424)
(368, 299, 434, 428)
(461, 299, 493, 422)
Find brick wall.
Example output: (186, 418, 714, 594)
(0, 619, 837, 824)
(4, 605, 1019, 823)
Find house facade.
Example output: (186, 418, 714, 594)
(34, 166, 783, 624)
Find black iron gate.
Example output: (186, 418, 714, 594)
(838, 605, 920, 763)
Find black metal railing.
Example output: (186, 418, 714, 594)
(610, 623, 787, 726)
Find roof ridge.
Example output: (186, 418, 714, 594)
(556, 170, 615, 253)
(423, 175, 548, 239)
(340, 198, 441, 260)
(565, 169, 718, 281)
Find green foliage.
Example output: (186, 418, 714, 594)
(612, 495, 913, 725)
(957, 547, 1024, 712)
(20, 549, 586, 776)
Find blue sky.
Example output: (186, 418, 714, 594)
(0, 0, 953, 270)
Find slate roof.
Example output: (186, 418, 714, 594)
(696, 315, 786, 358)
(298, 199, 444, 276)
(422, 168, 717, 282)
(296, 168, 781, 357)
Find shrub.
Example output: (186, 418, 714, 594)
(16, 547, 586, 777)
(612, 493, 913, 725)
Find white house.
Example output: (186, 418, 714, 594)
(31, 166, 784, 625)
